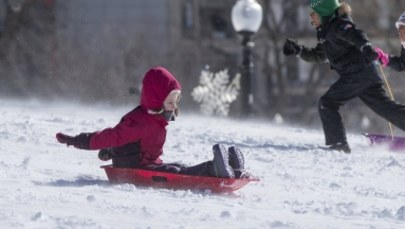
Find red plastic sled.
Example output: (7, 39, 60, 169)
(364, 133, 405, 151)
(101, 165, 259, 193)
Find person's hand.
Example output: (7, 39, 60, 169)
(283, 38, 302, 56)
(374, 47, 390, 67)
(98, 148, 114, 161)
(56, 132, 92, 150)
(361, 44, 379, 64)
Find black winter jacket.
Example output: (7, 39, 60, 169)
(388, 47, 405, 71)
(299, 13, 372, 76)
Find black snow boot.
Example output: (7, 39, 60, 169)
(228, 146, 248, 178)
(329, 142, 351, 154)
(212, 144, 235, 178)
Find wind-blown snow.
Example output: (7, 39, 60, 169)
(0, 99, 404, 229)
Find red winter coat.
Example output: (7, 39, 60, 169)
(88, 67, 181, 165)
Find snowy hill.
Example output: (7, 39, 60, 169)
(1, 99, 405, 229)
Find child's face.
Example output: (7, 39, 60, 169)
(163, 91, 181, 112)
(398, 25, 405, 42)
(310, 11, 321, 28)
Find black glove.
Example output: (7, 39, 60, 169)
(56, 132, 92, 150)
(283, 38, 302, 56)
(361, 44, 379, 64)
(99, 142, 141, 161)
(98, 148, 114, 161)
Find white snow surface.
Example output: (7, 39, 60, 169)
(1, 99, 405, 229)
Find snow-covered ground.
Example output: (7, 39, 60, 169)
(1, 98, 405, 229)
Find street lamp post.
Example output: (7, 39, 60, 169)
(231, 0, 263, 116)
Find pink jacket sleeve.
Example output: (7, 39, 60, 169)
(89, 117, 143, 150)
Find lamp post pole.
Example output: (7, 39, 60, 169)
(231, 0, 262, 116)
(240, 31, 254, 115)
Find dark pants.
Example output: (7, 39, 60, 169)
(139, 161, 214, 177)
(108, 142, 215, 176)
(319, 65, 405, 145)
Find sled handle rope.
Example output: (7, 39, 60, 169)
(378, 64, 395, 140)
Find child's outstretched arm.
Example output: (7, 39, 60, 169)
(283, 38, 327, 63)
(56, 132, 92, 149)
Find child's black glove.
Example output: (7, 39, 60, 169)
(361, 44, 379, 64)
(56, 132, 92, 150)
(98, 148, 114, 161)
(283, 38, 302, 56)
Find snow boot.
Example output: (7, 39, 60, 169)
(329, 142, 351, 154)
(212, 144, 235, 178)
(228, 146, 248, 178)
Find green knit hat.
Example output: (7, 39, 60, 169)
(310, 0, 341, 17)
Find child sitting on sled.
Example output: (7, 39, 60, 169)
(375, 11, 405, 71)
(56, 66, 247, 179)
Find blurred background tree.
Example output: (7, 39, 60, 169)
(0, 0, 405, 135)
